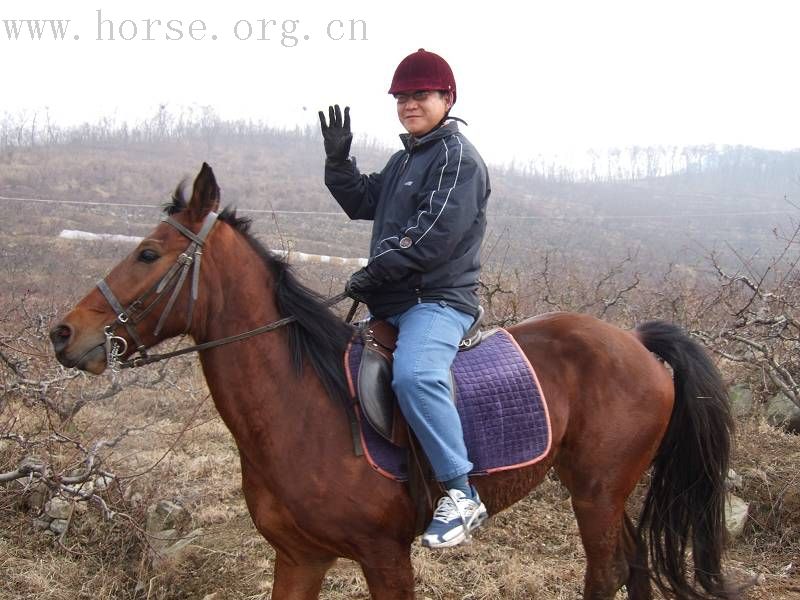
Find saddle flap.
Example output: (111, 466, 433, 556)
(358, 324, 408, 447)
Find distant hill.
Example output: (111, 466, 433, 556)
(1, 119, 796, 275)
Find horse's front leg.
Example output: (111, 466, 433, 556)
(271, 551, 336, 600)
(359, 542, 416, 600)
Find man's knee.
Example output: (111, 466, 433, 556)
(392, 364, 450, 401)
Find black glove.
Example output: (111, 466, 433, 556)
(318, 104, 352, 163)
(345, 267, 379, 304)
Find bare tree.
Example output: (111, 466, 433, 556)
(694, 213, 800, 408)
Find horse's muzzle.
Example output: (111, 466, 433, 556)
(50, 321, 107, 374)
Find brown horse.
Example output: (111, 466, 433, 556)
(51, 164, 736, 600)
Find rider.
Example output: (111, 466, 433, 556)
(319, 49, 491, 548)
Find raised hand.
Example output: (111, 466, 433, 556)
(318, 104, 352, 163)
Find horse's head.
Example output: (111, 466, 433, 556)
(50, 163, 221, 373)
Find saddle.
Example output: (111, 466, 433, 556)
(357, 306, 489, 447)
(346, 307, 550, 535)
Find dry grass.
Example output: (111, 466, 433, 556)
(1, 139, 798, 598)
(0, 252, 798, 599)
(2, 366, 799, 599)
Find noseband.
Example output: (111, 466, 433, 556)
(96, 211, 350, 372)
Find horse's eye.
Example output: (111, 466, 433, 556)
(138, 249, 160, 263)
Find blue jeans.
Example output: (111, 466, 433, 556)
(386, 302, 475, 481)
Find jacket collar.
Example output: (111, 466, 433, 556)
(399, 120, 459, 153)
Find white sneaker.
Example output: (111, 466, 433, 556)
(421, 487, 488, 548)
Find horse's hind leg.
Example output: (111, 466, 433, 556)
(271, 551, 336, 600)
(569, 495, 631, 599)
(359, 542, 416, 600)
(557, 435, 658, 599)
(622, 513, 651, 600)
(568, 502, 652, 599)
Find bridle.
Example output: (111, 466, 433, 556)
(95, 211, 351, 372)
(97, 211, 218, 370)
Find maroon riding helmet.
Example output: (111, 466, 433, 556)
(388, 48, 457, 104)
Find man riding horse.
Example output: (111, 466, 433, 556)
(320, 48, 491, 547)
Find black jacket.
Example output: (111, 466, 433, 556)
(325, 121, 490, 318)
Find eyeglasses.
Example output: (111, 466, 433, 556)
(394, 90, 437, 104)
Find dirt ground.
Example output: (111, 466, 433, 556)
(1, 365, 798, 599)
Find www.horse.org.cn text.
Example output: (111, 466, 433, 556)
(1, 10, 368, 46)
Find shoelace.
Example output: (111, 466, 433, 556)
(432, 495, 461, 522)
(434, 491, 476, 542)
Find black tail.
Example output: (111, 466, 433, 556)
(635, 321, 736, 600)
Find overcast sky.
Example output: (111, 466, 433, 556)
(2, 0, 798, 167)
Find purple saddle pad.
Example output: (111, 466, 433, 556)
(344, 328, 551, 482)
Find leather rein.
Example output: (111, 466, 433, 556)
(96, 211, 352, 371)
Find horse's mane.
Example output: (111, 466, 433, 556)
(165, 183, 353, 406)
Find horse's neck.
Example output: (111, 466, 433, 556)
(194, 240, 317, 472)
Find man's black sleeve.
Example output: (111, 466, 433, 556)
(324, 157, 383, 221)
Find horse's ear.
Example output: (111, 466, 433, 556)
(188, 162, 220, 220)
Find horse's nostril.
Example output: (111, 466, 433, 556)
(50, 323, 73, 347)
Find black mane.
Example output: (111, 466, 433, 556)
(164, 184, 353, 406)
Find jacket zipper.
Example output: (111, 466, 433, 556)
(400, 153, 412, 175)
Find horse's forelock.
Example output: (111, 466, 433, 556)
(161, 179, 251, 235)
(163, 179, 189, 215)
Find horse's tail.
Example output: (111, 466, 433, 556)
(635, 321, 736, 600)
